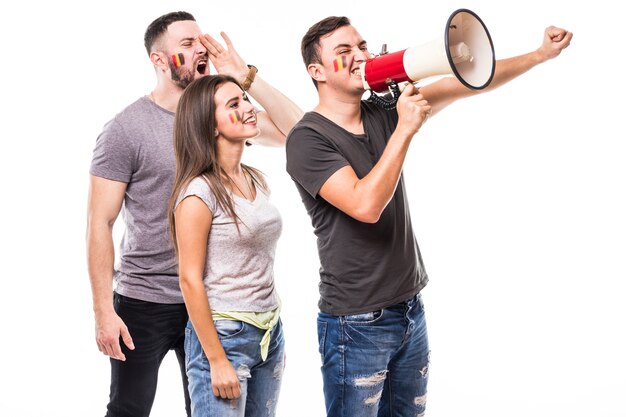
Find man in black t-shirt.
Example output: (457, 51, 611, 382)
(286, 15, 572, 417)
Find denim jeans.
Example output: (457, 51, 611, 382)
(106, 293, 191, 417)
(184, 318, 285, 417)
(317, 294, 429, 417)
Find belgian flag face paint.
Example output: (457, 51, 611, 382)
(171, 53, 185, 68)
(229, 111, 242, 124)
(333, 55, 347, 72)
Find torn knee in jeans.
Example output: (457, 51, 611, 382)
(415, 393, 427, 417)
(364, 389, 383, 405)
(272, 363, 283, 380)
(236, 364, 251, 379)
(353, 370, 388, 387)
(353, 370, 387, 406)
(419, 352, 430, 378)
(419, 362, 429, 378)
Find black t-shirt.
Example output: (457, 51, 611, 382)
(286, 100, 428, 315)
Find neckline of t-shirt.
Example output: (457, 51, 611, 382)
(232, 188, 261, 205)
(144, 95, 175, 116)
(310, 110, 368, 139)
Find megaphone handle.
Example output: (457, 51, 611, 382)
(366, 81, 401, 111)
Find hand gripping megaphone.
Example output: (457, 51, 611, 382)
(361, 9, 495, 109)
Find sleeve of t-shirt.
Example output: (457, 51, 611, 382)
(286, 127, 349, 198)
(175, 177, 218, 214)
(89, 118, 136, 183)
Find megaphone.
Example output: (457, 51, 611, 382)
(361, 9, 495, 109)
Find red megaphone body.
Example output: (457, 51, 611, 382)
(360, 9, 495, 93)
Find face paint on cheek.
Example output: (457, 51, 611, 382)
(333, 55, 347, 72)
(171, 53, 185, 68)
(229, 111, 242, 124)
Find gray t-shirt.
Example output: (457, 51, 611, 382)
(90, 96, 183, 303)
(286, 100, 428, 316)
(176, 177, 282, 312)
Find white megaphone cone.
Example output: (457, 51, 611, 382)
(361, 9, 495, 109)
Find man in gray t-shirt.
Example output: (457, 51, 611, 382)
(87, 11, 302, 417)
(91, 96, 181, 304)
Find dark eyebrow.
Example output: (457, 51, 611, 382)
(225, 96, 240, 106)
(333, 40, 367, 51)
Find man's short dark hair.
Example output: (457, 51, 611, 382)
(144, 11, 196, 55)
(301, 16, 351, 88)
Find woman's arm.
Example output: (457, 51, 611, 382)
(175, 195, 241, 399)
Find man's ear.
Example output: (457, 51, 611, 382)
(150, 51, 168, 72)
(308, 63, 326, 83)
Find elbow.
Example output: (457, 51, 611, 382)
(352, 206, 382, 224)
(178, 274, 199, 295)
(345, 193, 387, 223)
(85, 215, 115, 242)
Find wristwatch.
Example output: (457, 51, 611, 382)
(242, 65, 258, 91)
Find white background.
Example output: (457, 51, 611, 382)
(1, 0, 624, 416)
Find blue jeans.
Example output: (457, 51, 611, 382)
(317, 294, 429, 417)
(184, 318, 285, 417)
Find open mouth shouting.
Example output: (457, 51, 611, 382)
(196, 56, 208, 75)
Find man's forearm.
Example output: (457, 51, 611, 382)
(247, 76, 304, 137)
(87, 223, 116, 315)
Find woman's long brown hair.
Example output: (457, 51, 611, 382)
(168, 74, 268, 254)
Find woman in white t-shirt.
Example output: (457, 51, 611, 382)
(168, 73, 292, 417)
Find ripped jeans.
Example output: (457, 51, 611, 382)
(184, 318, 285, 417)
(317, 294, 429, 417)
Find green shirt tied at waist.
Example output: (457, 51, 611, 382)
(212, 305, 280, 361)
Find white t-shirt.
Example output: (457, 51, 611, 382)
(176, 176, 282, 312)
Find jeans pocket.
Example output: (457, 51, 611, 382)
(214, 320, 245, 340)
(317, 320, 328, 364)
(343, 309, 384, 324)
